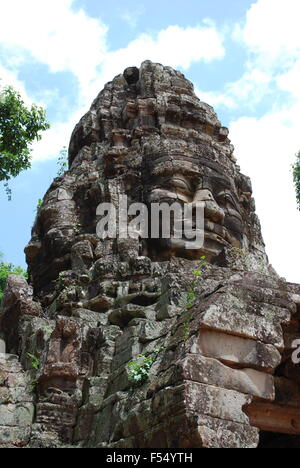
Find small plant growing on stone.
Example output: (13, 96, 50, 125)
(27, 353, 41, 371)
(180, 256, 207, 341)
(293, 150, 300, 210)
(27, 353, 41, 394)
(36, 198, 43, 213)
(127, 348, 162, 387)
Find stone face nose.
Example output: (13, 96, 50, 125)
(193, 189, 225, 224)
(193, 189, 214, 202)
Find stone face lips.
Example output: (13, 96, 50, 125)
(0, 60, 299, 448)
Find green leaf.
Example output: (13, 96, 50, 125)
(127, 351, 161, 387)
(0, 84, 50, 198)
(293, 151, 300, 210)
(27, 353, 41, 370)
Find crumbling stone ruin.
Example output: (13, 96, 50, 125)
(0, 61, 300, 448)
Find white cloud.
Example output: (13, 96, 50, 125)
(30, 121, 73, 162)
(0, 0, 225, 159)
(195, 67, 273, 110)
(276, 60, 300, 99)
(241, 0, 300, 64)
(31, 15, 226, 161)
(0, 65, 32, 106)
(0, 63, 82, 162)
(105, 23, 224, 71)
(226, 0, 300, 283)
(193, 0, 300, 283)
(205, 0, 300, 111)
(4, 14, 225, 160)
(83, 22, 225, 107)
(226, 68, 272, 104)
(0, 0, 108, 91)
(230, 106, 300, 283)
(195, 87, 236, 109)
(0, 0, 224, 102)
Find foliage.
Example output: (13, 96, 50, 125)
(0, 253, 28, 304)
(127, 348, 162, 387)
(57, 146, 68, 176)
(293, 151, 300, 210)
(26, 352, 41, 393)
(27, 353, 41, 371)
(179, 256, 207, 341)
(36, 198, 43, 212)
(0, 84, 50, 198)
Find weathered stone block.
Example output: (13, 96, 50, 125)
(195, 413, 259, 449)
(184, 381, 251, 425)
(198, 302, 288, 348)
(191, 329, 281, 372)
(181, 355, 275, 399)
(0, 402, 34, 427)
(0, 426, 31, 446)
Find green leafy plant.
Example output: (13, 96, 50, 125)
(36, 198, 43, 212)
(127, 348, 162, 387)
(26, 353, 41, 394)
(27, 353, 41, 371)
(293, 151, 300, 210)
(57, 146, 68, 177)
(0, 84, 50, 199)
(0, 253, 28, 304)
(180, 256, 207, 341)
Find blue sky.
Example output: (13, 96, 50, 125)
(0, 0, 299, 282)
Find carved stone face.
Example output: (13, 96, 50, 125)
(25, 60, 265, 299)
(144, 149, 246, 262)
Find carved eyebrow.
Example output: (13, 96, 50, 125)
(217, 191, 240, 212)
(170, 176, 193, 191)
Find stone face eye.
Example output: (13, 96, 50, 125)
(171, 176, 192, 193)
(216, 191, 240, 212)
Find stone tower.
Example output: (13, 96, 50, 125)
(0, 61, 299, 448)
